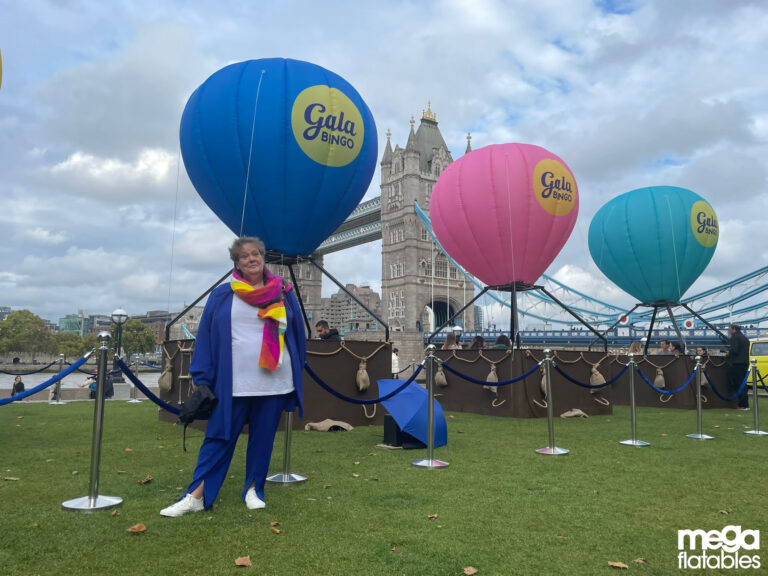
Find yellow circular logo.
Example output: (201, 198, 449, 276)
(291, 86, 364, 167)
(691, 201, 718, 247)
(533, 159, 577, 216)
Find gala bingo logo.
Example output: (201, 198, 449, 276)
(690, 200, 719, 248)
(532, 158, 577, 217)
(291, 85, 364, 167)
(677, 525, 761, 570)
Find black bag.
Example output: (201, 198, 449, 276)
(179, 386, 218, 451)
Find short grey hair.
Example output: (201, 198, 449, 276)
(229, 236, 266, 265)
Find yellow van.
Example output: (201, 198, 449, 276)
(748, 339, 768, 388)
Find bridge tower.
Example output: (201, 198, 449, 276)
(381, 104, 475, 366)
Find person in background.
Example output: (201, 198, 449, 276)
(442, 333, 461, 350)
(492, 334, 512, 349)
(628, 341, 643, 355)
(670, 342, 683, 357)
(726, 324, 750, 410)
(695, 346, 709, 362)
(659, 339, 671, 355)
(11, 375, 24, 396)
(315, 320, 341, 341)
(160, 236, 306, 517)
(391, 347, 400, 378)
(79, 373, 114, 399)
(469, 336, 485, 350)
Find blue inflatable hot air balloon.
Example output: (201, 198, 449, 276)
(180, 58, 378, 256)
(588, 186, 719, 304)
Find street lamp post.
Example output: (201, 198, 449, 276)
(111, 308, 128, 384)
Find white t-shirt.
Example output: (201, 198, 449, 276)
(231, 296, 295, 397)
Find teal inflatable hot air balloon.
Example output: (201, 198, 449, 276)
(588, 186, 718, 304)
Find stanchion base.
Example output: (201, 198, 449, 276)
(744, 430, 768, 436)
(62, 495, 122, 512)
(535, 446, 569, 455)
(266, 473, 308, 484)
(686, 433, 714, 440)
(411, 458, 449, 468)
(619, 439, 650, 446)
(126, 399, 143, 404)
(49, 401, 67, 405)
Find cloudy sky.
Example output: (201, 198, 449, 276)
(1, 0, 767, 325)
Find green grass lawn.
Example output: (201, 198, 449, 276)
(1, 399, 766, 576)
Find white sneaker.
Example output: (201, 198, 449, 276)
(160, 493, 204, 517)
(245, 488, 266, 510)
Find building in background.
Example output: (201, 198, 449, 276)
(317, 284, 384, 340)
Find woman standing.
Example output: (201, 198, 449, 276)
(11, 375, 24, 396)
(161, 237, 306, 517)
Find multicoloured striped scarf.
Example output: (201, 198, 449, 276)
(230, 268, 290, 371)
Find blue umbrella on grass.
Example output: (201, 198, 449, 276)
(377, 379, 447, 448)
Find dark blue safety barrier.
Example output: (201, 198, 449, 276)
(304, 362, 423, 405)
(0, 355, 90, 406)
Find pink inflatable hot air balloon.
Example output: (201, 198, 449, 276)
(430, 143, 579, 287)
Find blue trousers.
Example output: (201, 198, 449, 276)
(186, 394, 290, 509)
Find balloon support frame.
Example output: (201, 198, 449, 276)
(165, 252, 389, 342)
(427, 282, 607, 351)
(588, 301, 729, 353)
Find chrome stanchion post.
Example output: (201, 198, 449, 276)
(536, 349, 569, 455)
(127, 359, 142, 403)
(50, 354, 66, 405)
(63, 332, 123, 511)
(745, 358, 767, 436)
(620, 354, 649, 446)
(413, 344, 449, 468)
(266, 412, 308, 484)
(687, 356, 713, 440)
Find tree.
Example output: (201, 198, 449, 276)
(53, 332, 83, 359)
(0, 310, 55, 355)
(111, 319, 157, 358)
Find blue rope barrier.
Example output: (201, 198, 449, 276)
(636, 367, 696, 395)
(702, 369, 751, 402)
(0, 360, 58, 376)
(0, 354, 91, 406)
(115, 358, 180, 415)
(141, 362, 162, 370)
(757, 369, 768, 392)
(440, 361, 542, 386)
(553, 364, 628, 389)
(393, 364, 413, 375)
(304, 362, 423, 405)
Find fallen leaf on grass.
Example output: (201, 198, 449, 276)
(556, 536, 565, 539)
(137, 475, 153, 485)
(368, 452, 377, 456)
(719, 510, 731, 515)
(323, 484, 332, 489)
(45, 459, 54, 463)
(713, 425, 720, 429)
(449, 415, 455, 419)
(464, 567, 478, 575)
(111, 510, 120, 516)
(367, 477, 379, 482)
(3, 477, 20, 481)
(126, 523, 147, 533)
(124, 448, 133, 452)
(307, 498, 317, 501)
(117, 470, 127, 474)
(270, 521, 280, 527)
(31, 523, 39, 527)
(271, 527, 285, 535)
(427, 514, 438, 520)
(17, 416, 23, 419)
(327, 496, 333, 501)
(235, 556, 252, 567)
(352, 473, 360, 478)
(634, 558, 646, 564)
(661, 433, 668, 437)
(354, 461, 360, 465)
(71, 471, 79, 476)
(457, 430, 465, 434)
(608, 561, 628, 569)
(391, 547, 400, 553)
